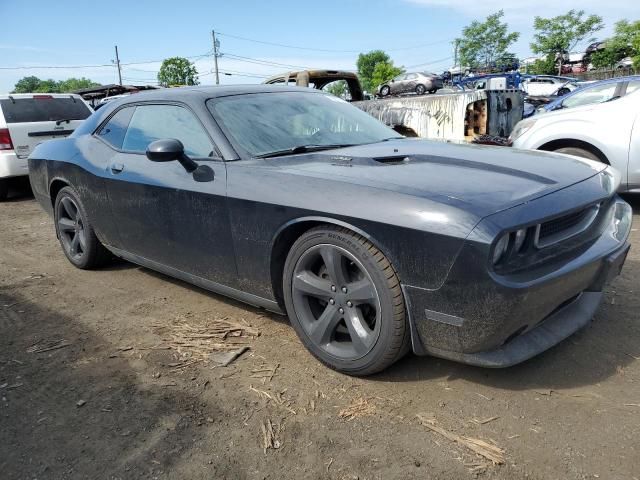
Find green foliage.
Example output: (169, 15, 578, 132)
(12, 76, 99, 93)
(324, 80, 348, 99)
(526, 55, 558, 75)
(591, 20, 640, 68)
(456, 10, 519, 69)
(531, 10, 604, 57)
(371, 62, 404, 89)
(356, 50, 392, 93)
(157, 57, 199, 87)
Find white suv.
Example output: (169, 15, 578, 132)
(0, 93, 93, 200)
(511, 89, 640, 193)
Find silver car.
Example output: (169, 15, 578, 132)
(378, 72, 443, 97)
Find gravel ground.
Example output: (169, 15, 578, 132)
(1, 183, 639, 480)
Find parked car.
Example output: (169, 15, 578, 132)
(615, 57, 634, 69)
(521, 75, 579, 97)
(536, 75, 640, 114)
(29, 85, 631, 375)
(0, 93, 92, 200)
(377, 72, 443, 97)
(511, 88, 640, 192)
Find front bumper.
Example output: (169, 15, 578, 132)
(403, 197, 632, 367)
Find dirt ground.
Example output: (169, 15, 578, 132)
(1, 183, 639, 480)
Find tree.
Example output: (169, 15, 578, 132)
(12, 76, 42, 93)
(58, 77, 100, 92)
(527, 55, 558, 75)
(12, 76, 100, 93)
(531, 10, 604, 74)
(371, 62, 404, 90)
(456, 10, 519, 69)
(157, 57, 199, 87)
(357, 50, 392, 93)
(591, 20, 640, 69)
(325, 80, 348, 99)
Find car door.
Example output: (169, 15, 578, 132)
(403, 73, 418, 93)
(97, 102, 238, 287)
(390, 74, 406, 94)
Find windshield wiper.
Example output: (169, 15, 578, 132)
(55, 118, 72, 125)
(255, 144, 356, 159)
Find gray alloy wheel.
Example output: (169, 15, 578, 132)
(415, 84, 426, 95)
(291, 244, 381, 360)
(380, 85, 390, 97)
(283, 226, 409, 375)
(54, 186, 110, 269)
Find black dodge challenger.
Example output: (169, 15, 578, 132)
(28, 85, 632, 375)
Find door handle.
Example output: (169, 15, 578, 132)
(110, 163, 124, 174)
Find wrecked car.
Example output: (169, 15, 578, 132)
(28, 85, 631, 375)
(376, 72, 443, 97)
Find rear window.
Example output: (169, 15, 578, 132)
(0, 97, 92, 124)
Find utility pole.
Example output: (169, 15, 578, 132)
(114, 45, 122, 86)
(453, 39, 460, 70)
(212, 30, 220, 85)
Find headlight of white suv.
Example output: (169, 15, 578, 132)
(509, 119, 537, 142)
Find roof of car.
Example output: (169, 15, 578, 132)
(116, 84, 319, 103)
(0, 93, 85, 99)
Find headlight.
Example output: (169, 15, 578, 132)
(600, 167, 621, 194)
(513, 228, 527, 252)
(509, 120, 536, 141)
(492, 233, 510, 265)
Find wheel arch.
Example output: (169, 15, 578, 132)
(49, 177, 71, 207)
(538, 139, 610, 164)
(269, 216, 398, 309)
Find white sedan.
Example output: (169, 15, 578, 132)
(521, 76, 579, 97)
(511, 89, 640, 193)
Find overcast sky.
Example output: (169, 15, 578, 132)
(1, 0, 638, 92)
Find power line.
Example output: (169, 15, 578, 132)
(221, 52, 311, 70)
(405, 56, 454, 70)
(217, 31, 454, 53)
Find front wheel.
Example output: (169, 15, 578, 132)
(379, 85, 390, 97)
(54, 186, 111, 269)
(283, 226, 409, 376)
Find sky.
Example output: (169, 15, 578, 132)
(1, 0, 638, 93)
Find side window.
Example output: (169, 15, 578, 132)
(394, 74, 406, 82)
(121, 104, 214, 157)
(406, 73, 418, 80)
(96, 107, 135, 149)
(562, 83, 618, 109)
(624, 80, 640, 96)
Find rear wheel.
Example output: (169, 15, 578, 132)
(0, 178, 8, 201)
(553, 147, 602, 162)
(283, 226, 409, 376)
(54, 186, 110, 269)
(415, 84, 426, 95)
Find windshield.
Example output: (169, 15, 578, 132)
(207, 92, 400, 157)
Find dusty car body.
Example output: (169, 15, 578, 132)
(28, 85, 631, 374)
(377, 72, 443, 97)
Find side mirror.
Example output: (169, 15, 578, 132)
(146, 138, 185, 163)
(391, 79, 395, 83)
(146, 138, 199, 173)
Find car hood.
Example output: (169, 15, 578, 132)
(272, 139, 606, 218)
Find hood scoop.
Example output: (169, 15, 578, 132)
(372, 155, 411, 165)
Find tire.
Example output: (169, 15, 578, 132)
(553, 147, 602, 162)
(415, 84, 426, 95)
(54, 186, 111, 269)
(283, 226, 409, 376)
(557, 87, 571, 96)
(429, 89, 438, 94)
(0, 178, 8, 201)
(379, 85, 390, 97)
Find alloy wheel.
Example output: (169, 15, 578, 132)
(291, 244, 381, 360)
(56, 196, 87, 261)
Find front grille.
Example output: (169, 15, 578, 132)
(535, 204, 600, 248)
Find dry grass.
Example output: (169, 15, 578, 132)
(338, 397, 376, 421)
(153, 316, 259, 365)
